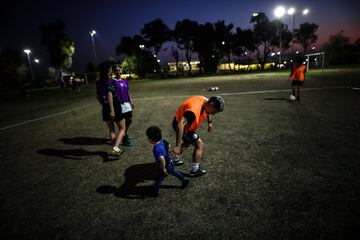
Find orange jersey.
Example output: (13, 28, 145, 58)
(175, 96, 208, 131)
(290, 64, 306, 81)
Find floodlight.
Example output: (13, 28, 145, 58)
(274, 6, 286, 18)
(287, 7, 295, 15)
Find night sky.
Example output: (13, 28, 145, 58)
(1, 0, 359, 71)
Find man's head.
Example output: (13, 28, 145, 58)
(206, 96, 225, 115)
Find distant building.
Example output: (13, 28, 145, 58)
(167, 61, 200, 75)
(167, 61, 276, 75)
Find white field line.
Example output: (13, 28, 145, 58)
(0, 105, 91, 131)
(0, 86, 354, 132)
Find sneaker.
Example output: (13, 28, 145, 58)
(112, 147, 124, 156)
(122, 135, 134, 146)
(174, 155, 184, 166)
(122, 138, 134, 146)
(289, 95, 296, 101)
(181, 179, 190, 189)
(189, 168, 206, 177)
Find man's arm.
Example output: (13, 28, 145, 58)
(174, 116, 188, 155)
(207, 115, 213, 132)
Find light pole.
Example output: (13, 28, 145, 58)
(287, 7, 309, 56)
(24, 49, 34, 82)
(89, 30, 97, 64)
(274, 6, 285, 66)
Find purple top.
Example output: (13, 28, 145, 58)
(110, 78, 131, 104)
(96, 79, 112, 106)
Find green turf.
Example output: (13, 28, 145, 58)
(0, 67, 359, 239)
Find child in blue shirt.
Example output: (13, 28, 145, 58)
(146, 126, 189, 196)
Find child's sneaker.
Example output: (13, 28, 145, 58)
(122, 135, 134, 147)
(189, 168, 206, 177)
(174, 155, 184, 166)
(112, 146, 124, 156)
(181, 179, 190, 189)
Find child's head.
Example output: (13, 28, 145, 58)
(112, 64, 122, 78)
(295, 56, 305, 66)
(98, 62, 112, 82)
(146, 126, 162, 143)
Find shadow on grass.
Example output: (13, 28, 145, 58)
(37, 148, 117, 162)
(97, 162, 180, 199)
(59, 137, 110, 146)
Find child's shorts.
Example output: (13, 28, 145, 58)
(292, 80, 304, 86)
(102, 103, 123, 122)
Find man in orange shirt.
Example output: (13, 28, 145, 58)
(172, 95, 225, 177)
(290, 57, 307, 102)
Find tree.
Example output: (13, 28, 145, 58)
(173, 19, 199, 75)
(322, 31, 351, 64)
(193, 22, 217, 73)
(141, 19, 170, 58)
(121, 56, 137, 76)
(170, 45, 180, 75)
(250, 12, 278, 70)
(293, 23, 318, 54)
(233, 28, 256, 64)
(0, 48, 28, 92)
(39, 20, 75, 71)
(213, 20, 234, 71)
(116, 35, 147, 77)
(271, 20, 292, 54)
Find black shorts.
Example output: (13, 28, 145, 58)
(102, 101, 123, 122)
(121, 111, 133, 119)
(292, 80, 304, 86)
(172, 117, 200, 144)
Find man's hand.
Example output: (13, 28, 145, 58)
(207, 122, 213, 132)
(172, 146, 181, 156)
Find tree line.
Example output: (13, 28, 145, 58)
(1, 12, 360, 92)
(116, 13, 319, 76)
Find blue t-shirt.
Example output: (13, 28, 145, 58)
(152, 140, 173, 165)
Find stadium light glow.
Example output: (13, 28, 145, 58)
(274, 6, 286, 18)
(287, 7, 295, 15)
(303, 9, 309, 15)
(90, 30, 96, 36)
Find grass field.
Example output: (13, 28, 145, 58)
(0, 67, 360, 239)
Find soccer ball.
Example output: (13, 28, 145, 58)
(289, 95, 296, 101)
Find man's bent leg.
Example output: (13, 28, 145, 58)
(190, 138, 206, 177)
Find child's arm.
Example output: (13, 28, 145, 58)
(158, 156, 168, 176)
(107, 92, 115, 119)
(126, 80, 135, 109)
